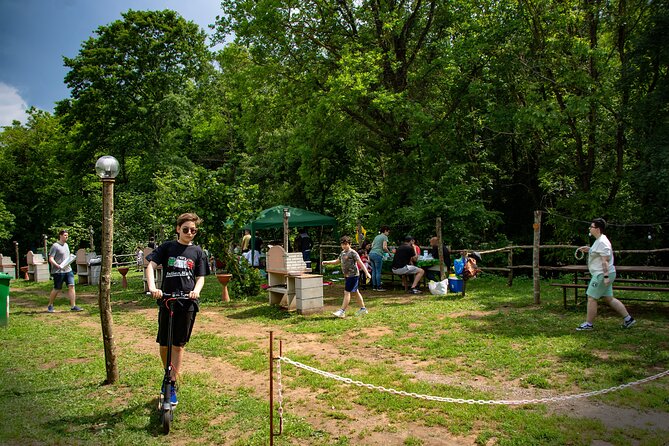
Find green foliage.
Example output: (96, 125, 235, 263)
(218, 251, 263, 300)
(0, 199, 15, 241)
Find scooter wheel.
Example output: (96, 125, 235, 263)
(160, 408, 172, 434)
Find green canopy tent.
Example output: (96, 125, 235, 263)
(244, 205, 337, 266)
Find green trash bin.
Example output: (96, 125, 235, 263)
(0, 272, 10, 327)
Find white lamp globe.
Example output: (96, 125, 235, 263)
(95, 156, 120, 179)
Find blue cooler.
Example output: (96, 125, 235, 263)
(449, 278, 463, 293)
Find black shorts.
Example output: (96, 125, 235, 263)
(156, 300, 198, 347)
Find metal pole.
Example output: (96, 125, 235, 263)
(269, 331, 274, 446)
(533, 210, 542, 305)
(42, 234, 47, 257)
(100, 178, 119, 384)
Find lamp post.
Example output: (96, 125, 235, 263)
(95, 155, 120, 384)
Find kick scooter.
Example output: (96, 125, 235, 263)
(157, 291, 190, 434)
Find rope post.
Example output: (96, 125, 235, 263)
(269, 331, 283, 445)
(533, 211, 542, 304)
(269, 331, 274, 446)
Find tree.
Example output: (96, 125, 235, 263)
(214, 0, 503, 241)
(58, 9, 212, 185)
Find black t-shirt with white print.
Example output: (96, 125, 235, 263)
(147, 240, 207, 312)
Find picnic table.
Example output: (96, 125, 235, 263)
(552, 265, 669, 308)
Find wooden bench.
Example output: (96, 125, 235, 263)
(551, 282, 669, 308)
(0, 254, 16, 279)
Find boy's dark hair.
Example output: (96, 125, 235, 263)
(340, 235, 352, 244)
(591, 218, 607, 232)
(59, 229, 68, 236)
(380, 225, 390, 233)
(177, 212, 202, 227)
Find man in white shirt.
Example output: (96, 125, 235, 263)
(576, 218, 636, 330)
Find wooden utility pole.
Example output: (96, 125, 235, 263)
(13, 241, 19, 279)
(532, 210, 542, 304)
(100, 178, 118, 384)
(436, 217, 445, 280)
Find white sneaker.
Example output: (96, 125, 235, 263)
(332, 309, 346, 318)
(355, 308, 368, 316)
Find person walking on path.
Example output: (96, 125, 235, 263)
(47, 230, 82, 313)
(146, 213, 208, 405)
(576, 218, 636, 331)
(369, 226, 391, 291)
(322, 236, 370, 318)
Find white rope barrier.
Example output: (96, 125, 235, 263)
(278, 356, 669, 406)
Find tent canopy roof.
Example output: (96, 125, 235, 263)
(246, 205, 337, 231)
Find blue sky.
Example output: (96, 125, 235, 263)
(0, 0, 225, 126)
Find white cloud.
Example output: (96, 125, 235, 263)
(0, 82, 28, 126)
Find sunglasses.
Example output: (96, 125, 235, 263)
(589, 225, 596, 229)
(181, 227, 198, 235)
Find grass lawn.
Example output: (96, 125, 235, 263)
(1, 270, 668, 445)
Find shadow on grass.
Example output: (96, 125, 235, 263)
(44, 397, 167, 438)
(227, 305, 293, 320)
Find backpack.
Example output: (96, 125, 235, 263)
(463, 257, 481, 280)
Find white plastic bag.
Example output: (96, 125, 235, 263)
(428, 279, 449, 295)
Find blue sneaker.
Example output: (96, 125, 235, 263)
(170, 385, 178, 406)
(47, 305, 54, 313)
(71, 305, 83, 312)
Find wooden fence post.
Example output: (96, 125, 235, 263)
(436, 217, 445, 280)
(507, 243, 514, 287)
(533, 211, 542, 304)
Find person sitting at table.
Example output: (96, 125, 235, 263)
(391, 236, 424, 294)
(576, 218, 636, 331)
(425, 236, 450, 280)
(411, 237, 421, 256)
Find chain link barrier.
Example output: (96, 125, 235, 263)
(278, 356, 669, 406)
